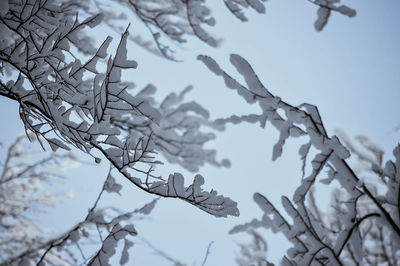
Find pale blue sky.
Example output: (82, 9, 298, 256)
(1, 0, 399, 265)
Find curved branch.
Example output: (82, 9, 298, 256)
(336, 212, 380, 257)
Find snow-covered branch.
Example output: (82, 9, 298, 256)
(200, 54, 400, 264)
(1, 160, 160, 266)
(0, 0, 238, 218)
(81, 0, 356, 60)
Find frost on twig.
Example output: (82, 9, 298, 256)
(200, 54, 400, 264)
(0, 1, 238, 217)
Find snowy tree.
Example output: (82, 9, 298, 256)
(0, 0, 241, 218)
(0, 0, 357, 222)
(199, 54, 400, 265)
(0, 1, 242, 263)
(234, 132, 400, 265)
(4, 0, 393, 265)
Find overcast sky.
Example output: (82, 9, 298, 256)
(1, 0, 399, 265)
